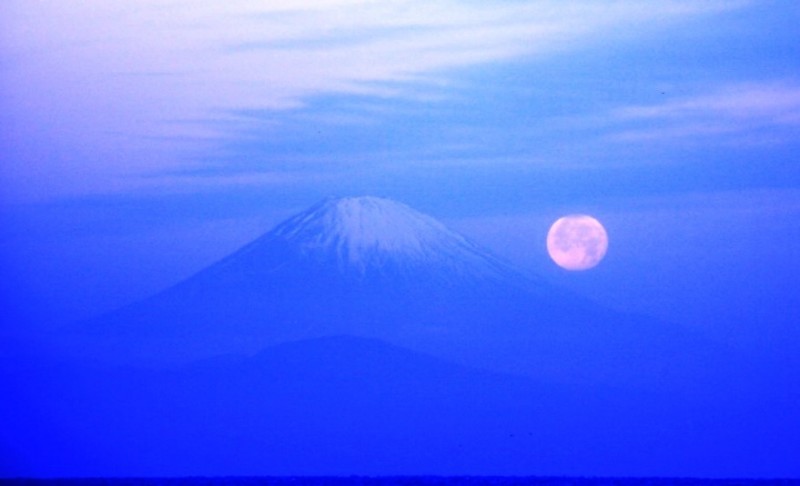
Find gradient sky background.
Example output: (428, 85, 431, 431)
(2, 0, 800, 364)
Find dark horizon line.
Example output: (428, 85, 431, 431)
(3, 475, 798, 484)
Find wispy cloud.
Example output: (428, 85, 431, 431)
(1, 0, 748, 200)
(7, 0, 742, 111)
(608, 81, 800, 144)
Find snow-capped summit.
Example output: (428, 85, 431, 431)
(225, 196, 518, 282)
(273, 196, 459, 261)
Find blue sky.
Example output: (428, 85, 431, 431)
(2, 0, 800, 358)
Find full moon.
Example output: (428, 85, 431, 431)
(546, 215, 608, 271)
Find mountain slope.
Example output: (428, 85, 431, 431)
(60, 196, 733, 389)
(7, 335, 795, 478)
(262, 196, 518, 279)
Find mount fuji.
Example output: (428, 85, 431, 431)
(63, 196, 727, 388)
(11, 196, 796, 477)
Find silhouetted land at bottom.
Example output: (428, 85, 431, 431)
(3, 478, 799, 485)
(4, 335, 799, 478)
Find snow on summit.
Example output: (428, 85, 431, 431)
(268, 196, 512, 278)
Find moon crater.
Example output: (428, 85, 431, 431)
(546, 215, 608, 271)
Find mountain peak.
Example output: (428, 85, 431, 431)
(275, 196, 457, 257)
(251, 195, 516, 280)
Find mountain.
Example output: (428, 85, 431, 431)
(59, 196, 731, 389)
(13, 196, 799, 477)
(6, 336, 793, 478)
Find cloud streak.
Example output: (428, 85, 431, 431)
(1, 0, 748, 200)
(608, 81, 800, 143)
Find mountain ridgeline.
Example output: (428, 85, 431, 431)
(64, 196, 726, 389)
(8, 196, 797, 477)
